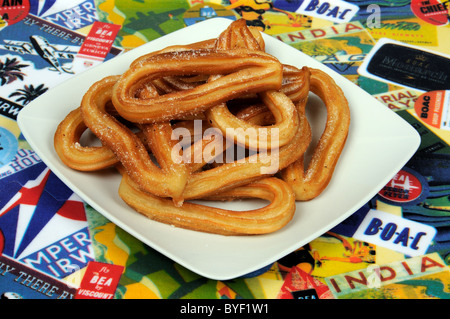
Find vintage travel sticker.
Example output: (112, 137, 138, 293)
(325, 253, 450, 299)
(414, 90, 450, 131)
(35, 0, 98, 31)
(353, 209, 437, 256)
(272, 0, 359, 23)
(275, 21, 379, 90)
(183, 2, 236, 26)
(277, 265, 334, 299)
(0, 126, 19, 167)
(0, 14, 122, 106)
(358, 38, 450, 92)
(374, 88, 421, 111)
(74, 21, 121, 70)
(0, 159, 95, 280)
(305, 232, 376, 279)
(95, 0, 189, 48)
(0, 0, 30, 27)
(75, 261, 124, 299)
(410, 0, 449, 26)
(0, 254, 77, 299)
(377, 167, 430, 206)
(366, 17, 438, 46)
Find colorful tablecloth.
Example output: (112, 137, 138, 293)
(0, 0, 449, 300)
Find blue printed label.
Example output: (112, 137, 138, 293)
(0, 127, 19, 167)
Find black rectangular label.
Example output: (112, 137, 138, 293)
(366, 43, 450, 91)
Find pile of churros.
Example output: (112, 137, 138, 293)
(54, 19, 350, 236)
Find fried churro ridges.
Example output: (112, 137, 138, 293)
(53, 19, 349, 235)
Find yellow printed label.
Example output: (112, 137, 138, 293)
(367, 18, 438, 46)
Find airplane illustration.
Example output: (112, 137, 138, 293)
(0, 35, 77, 74)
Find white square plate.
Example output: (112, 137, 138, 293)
(18, 18, 420, 280)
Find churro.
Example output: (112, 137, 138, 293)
(54, 19, 349, 235)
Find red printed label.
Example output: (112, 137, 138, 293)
(77, 21, 121, 61)
(277, 266, 334, 299)
(414, 90, 450, 130)
(378, 169, 423, 204)
(0, 0, 30, 27)
(75, 261, 124, 299)
(411, 0, 449, 26)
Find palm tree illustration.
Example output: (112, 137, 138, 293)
(9, 84, 48, 105)
(0, 57, 28, 85)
